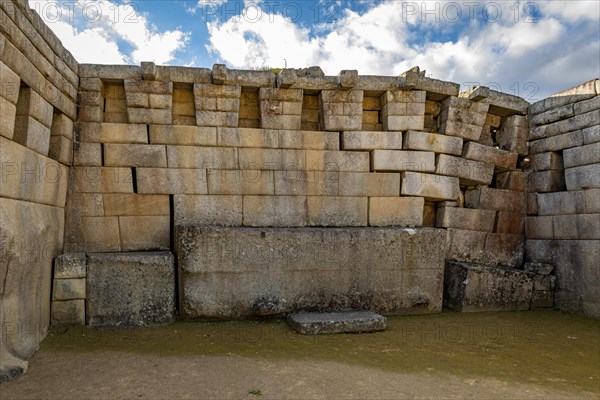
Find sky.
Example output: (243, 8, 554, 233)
(29, 0, 600, 101)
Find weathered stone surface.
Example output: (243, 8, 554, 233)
(308, 197, 368, 226)
(85, 252, 175, 328)
(463, 142, 518, 171)
(77, 123, 148, 144)
(443, 262, 533, 312)
(243, 196, 307, 227)
(175, 195, 242, 226)
(13, 116, 51, 155)
(565, 164, 600, 190)
(306, 150, 369, 172)
(338, 172, 400, 197)
(0, 96, 16, 139)
(104, 144, 167, 167)
(71, 167, 133, 194)
(495, 171, 528, 192)
(149, 125, 217, 146)
(137, 168, 207, 195)
(445, 229, 486, 264)
(436, 207, 496, 232)
(51, 300, 85, 326)
(529, 131, 583, 154)
(119, 216, 171, 251)
(0, 137, 69, 207)
(495, 211, 525, 235)
(583, 125, 600, 145)
(528, 170, 566, 193)
(240, 148, 305, 171)
(401, 172, 460, 201)
(0, 60, 20, 104)
(64, 216, 121, 253)
(526, 240, 599, 318)
(537, 189, 600, 216)
(553, 214, 600, 240)
(372, 150, 435, 172)
(563, 142, 600, 168)
(497, 115, 528, 156)
(529, 79, 597, 115)
(435, 154, 494, 186)
(525, 216, 554, 239)
(320, 90, 363, 131)
(524, 152, 563, 172)
(167, 146, 238, 169)
(403, 130, 463, 156)
(439, 96, 488, 141)
(48, 134, 73, 165)
(529, 110, 599, 139)
(369, 197, 424, 227)
(54, 253, 86, 279)
(0, 198, 64, 381)
(341, 131, 403, 150)
(176, 226, 446, 318)
(287, 311, 386, 334)
(465, 187, 527, 212)
(274, 170, 336, 196)
(53, 278, 85, 300)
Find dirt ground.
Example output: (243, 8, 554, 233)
(2, 310, 599, 399)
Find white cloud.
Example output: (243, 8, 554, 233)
(206, 0, 599, 98)
(29, 0, 189, 65)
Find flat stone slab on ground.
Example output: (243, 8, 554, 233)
(287, 311, 387, 334)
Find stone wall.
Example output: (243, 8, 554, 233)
(0, 0, 77, 380)
(63, 63, 530, 269)
(525, 80, 600, 319)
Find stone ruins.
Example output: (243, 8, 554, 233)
(0, 0, 598, 382)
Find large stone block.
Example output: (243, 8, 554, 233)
(209, 169, 275, 195)
(287, 311, 386, 335)
(436, 207, 496, 232)
(369, 197, 424, 227)
(525, 216, 554, 239)
(494, 211, 525, 234)
(86, 252, 176, 327)
(341, 131, 403, 150)
(537, 189, 600, 216)
(526, 240, 599, 318)
(524, 152, 563, 172)
(71, 167, 133, 194)
(136, 168, 207, 195)
(403, 130, 463, 156)
(13, 116, 51, 155)
(445, 228, 487, 264)
(0, 198, 64, 380)
(103, 194, 170, 216)
(435, 154, 494, 186)
(495, 171, 528, 192)
(274, 170, 337, 196)
(104, 144, 167, 167)
(528, 170, 566, 193)
(174, 195, 242, 226)
(64, 216, 121, 253)
(239, 148, 305, 171)
(0, 96, 16, 139)
(0, 137, 69, 207)
(243, 196, 307, 227)
(338, 172, 400, 197)
(53, 279, 86, 300)
(15, 88, 53, 127)
(529, 131, 583, 154)
(372, 150, 435, 172)
(48, 134, 73, 165)
(553, 214, 600, 240)
(563, 142, 600, 168)
(217, 127, 278, 148)
(175, 226, 446, 318)
(319, 90, 363, 131)
(307, 196, 368, 226)
(381, 90, 426, 131)
(119, 216, 171, 251)
(443, 262, 533, 312)
(463, 142, 518, 171)
(167, 146, 238, 169)
(51, 300, 85, 326)
(278, 130, 339, 150)
(0, 60, 20, 104)
(54, 253, 86, 279)
(439, 96, 488, 141)
(565, 164, 600, 190)
(149, 125, 217, 146)
(497, 115, 528, 156)
(306, 150, 369, 172)
(465, 187, 527, 212)
(77, 123, 148, 144)
(401, 172, 460, 201)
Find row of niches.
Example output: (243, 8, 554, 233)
(79, 79, 512, 146)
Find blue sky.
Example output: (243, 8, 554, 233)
(30, 0, 600, 100)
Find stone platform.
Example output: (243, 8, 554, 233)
(287, 311, 386, 334)
(176, 226, 446, 319)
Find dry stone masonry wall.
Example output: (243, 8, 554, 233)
(1, 0, 599, 383)
(525, 80, 600, 317)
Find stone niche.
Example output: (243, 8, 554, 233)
(175, 226, 446, 319)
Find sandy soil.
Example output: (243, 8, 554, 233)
(2, 310, 599, 399)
